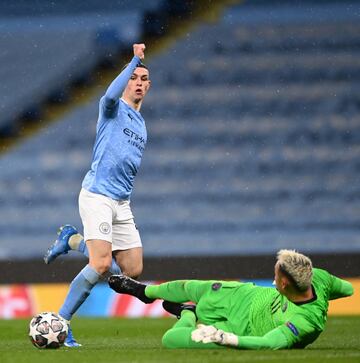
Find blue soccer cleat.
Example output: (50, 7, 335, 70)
(43, 224, 78, 264)
(64, 325, 82, 347)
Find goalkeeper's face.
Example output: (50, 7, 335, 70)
(274, 262, 287, 294)
(123, 67, 151, 105)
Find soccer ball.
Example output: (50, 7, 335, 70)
(29, 312, 68, 349)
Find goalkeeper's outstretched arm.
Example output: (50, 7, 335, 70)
(192, 325, 290, 350)
(329, 275, 354, 300)
(232, 328, 290, 350)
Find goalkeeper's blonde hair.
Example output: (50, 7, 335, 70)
(277, 249, 313, 292)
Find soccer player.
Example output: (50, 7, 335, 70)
(43, 43, 151, 347)
(108, 249, 354, 350)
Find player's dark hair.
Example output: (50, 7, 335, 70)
(121, 62, 149, 72)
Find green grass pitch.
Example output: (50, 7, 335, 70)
(1, 316, 359, 363)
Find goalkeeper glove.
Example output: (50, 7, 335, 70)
(191, 324, 218, 343)
(211, 329, 239, 347)
(191, 325, 239, 347)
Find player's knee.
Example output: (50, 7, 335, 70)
(91, 257, 112, 275)
(96, 263, 112, 275)
(161, 330, 177, 349)
(162, 329, 190, 349)
(122, 263, 143, 279)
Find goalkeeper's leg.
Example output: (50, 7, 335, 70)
(109, 277, 214, 304)
(162, 310, 221, 349)
(146, 280, 215, 303)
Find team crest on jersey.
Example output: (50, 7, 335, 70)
(211, 282, 222, 291)
(282, 301, 288, 312)
(99, 222, 111, 234)
(286, 321, 299, 336)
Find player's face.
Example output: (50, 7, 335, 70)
(274, 262, 286, 293)
(124, 67, 151, 104)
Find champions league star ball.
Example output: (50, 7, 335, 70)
(29, 312, 68, 349)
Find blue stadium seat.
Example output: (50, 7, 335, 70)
(0, 2, 164, 130)
(0, 1, 359, 258)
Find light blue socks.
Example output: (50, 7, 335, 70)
(59, 264, 100, 321)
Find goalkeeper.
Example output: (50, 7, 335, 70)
(108, 249, 354, 350)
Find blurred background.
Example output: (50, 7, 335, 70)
(0, 0, 359, 318)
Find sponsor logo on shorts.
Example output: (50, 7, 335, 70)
(286, 321, 299, 336)
(99, 222, 111, 234)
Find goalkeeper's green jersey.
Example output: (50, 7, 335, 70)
(220, 268, 353, 349)
(146, 267, 353, 350)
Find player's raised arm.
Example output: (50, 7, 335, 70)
(102, 44, 146, 114)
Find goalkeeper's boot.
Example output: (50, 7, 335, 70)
(64, 326, 82, 348)
(44, 224, 78, 264)
(108, 275, 154, 304)
(162, 300, 197, 319)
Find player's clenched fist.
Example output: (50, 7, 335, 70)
(133, 43, 146, 60)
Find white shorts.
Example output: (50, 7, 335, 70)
(78, 188, 142, 251)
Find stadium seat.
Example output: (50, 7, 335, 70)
(0, 1, 359, 258)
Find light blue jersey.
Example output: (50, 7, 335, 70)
(82, 56, 147, 200)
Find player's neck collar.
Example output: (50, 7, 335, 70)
(293, 285, 317, 306)
(121, 98, 141, 113)
(121, 97, 129, 106)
